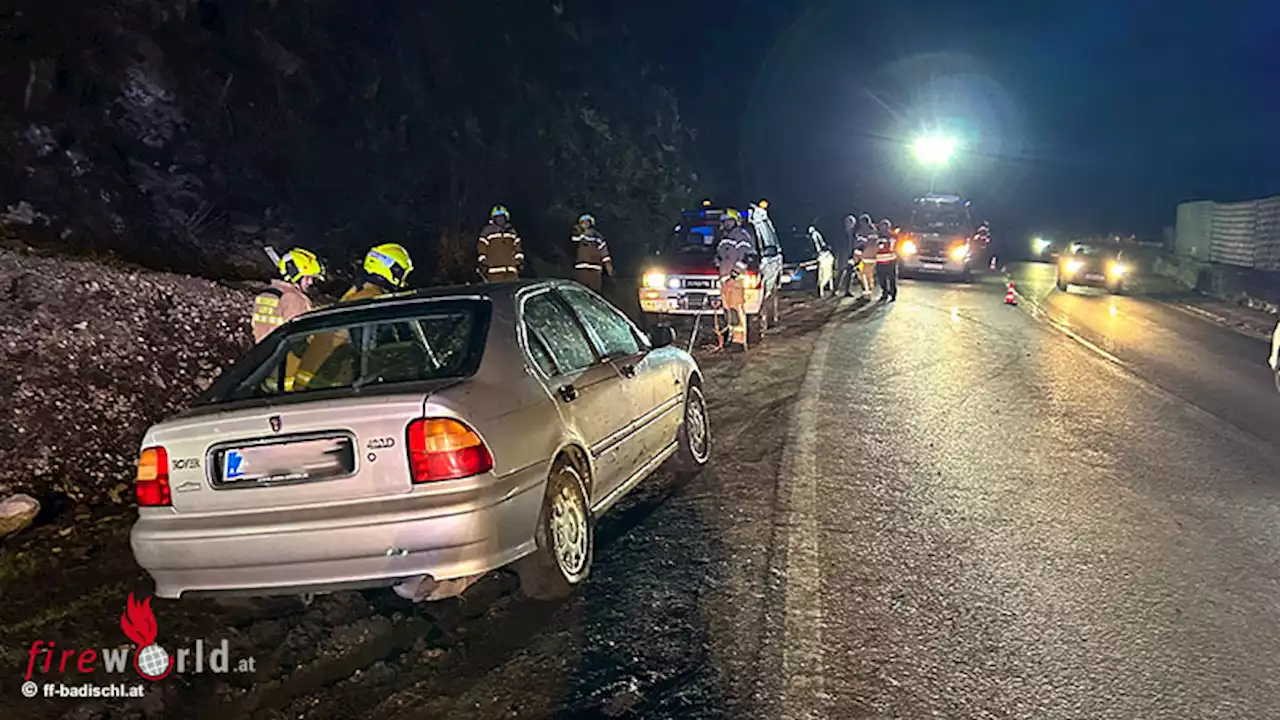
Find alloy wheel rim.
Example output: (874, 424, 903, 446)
(550, 481, 588, 579)
(687, 391, 709, 462)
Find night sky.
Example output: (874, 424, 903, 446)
(689, 0, 1280, 245)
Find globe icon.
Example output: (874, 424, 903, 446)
(136, 644, 171, 678)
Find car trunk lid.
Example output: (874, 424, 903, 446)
(153, 392, 431, 515)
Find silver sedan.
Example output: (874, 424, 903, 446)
(130, 280, 710, 602)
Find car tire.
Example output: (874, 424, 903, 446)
(514, 462, 594, 601)
(671, 383, 711, 475)
(1056, 278, 1068, 292)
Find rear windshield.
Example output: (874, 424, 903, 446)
(909, 206, 970, 233)
(202, 300, 489, 404)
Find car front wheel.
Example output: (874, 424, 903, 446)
(515, 462, 594, 600)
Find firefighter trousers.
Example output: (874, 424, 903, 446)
(875, 262, 898, 300)
(483, 269, 520, 283)
(574, 268, 603, 292)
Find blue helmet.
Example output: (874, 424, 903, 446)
(490, 205, 511, 220)
(578, 213, 596, 227)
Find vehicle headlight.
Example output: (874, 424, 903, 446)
(643, 271, 667, 289)
(900, 240, 918, 256)
(1108, 263, 1127, 277)
(1063, 259, 1084, 274)
(949, 243, 969, 262)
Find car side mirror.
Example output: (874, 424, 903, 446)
(647, 325, 676, 349)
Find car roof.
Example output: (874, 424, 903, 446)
(298, 279, 552, 322)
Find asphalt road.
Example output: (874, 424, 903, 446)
(769, 271, 1280, 718)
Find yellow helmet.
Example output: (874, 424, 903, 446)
(278, 248, 325, 283)
(363, 243, 414, 288)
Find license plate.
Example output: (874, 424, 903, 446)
(1085, 273, 1105, 282)
(921, 258, 945, 265)
(683, 278, 716, 289)
(215, 435, 356, 488)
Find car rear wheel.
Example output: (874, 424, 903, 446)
(515, 462, 593, 600)
(671, 383, 711, 475)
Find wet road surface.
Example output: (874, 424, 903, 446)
(773, 273, 1280, 718)
(13, 277, 1280, 719)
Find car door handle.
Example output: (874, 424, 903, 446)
(619, 364, 636, 379)
(558, 384, 579, 403)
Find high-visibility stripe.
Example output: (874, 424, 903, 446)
(513, 253, 525, 260)
(575, 263, 602, 270)
(252, 313, 284, 325)
(478, 237, 490, 245)
(488, 266, 517, 274)
(477, 254, 487, 262)
(256, 296, 280, 307)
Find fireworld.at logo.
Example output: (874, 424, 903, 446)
(24, 593, 256, 683)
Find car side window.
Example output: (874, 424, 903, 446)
(521, 292, 598, 375)
(558, 287, 642, 359)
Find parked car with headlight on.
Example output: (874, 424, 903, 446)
(1056, 242, 1129, 294)
(130, 280, 710, 603)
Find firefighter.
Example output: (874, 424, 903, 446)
(292, 243, 414, 390)
(855, 213, 877, 297)
(716, 209, 754, 349)
(833, 215, 855, 297)
(477, 205, 524, 282)
(874, 218, 899, 302)
(251, 247, 325, 343)
(572, 213, 613, 292)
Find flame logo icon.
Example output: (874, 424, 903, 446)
(120, 593, 172, 680)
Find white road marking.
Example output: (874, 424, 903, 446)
(775, 320, 834, 720)
(1013, 285, 1128, 367)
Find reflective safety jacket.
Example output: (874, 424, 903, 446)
(292, 278, 394, 390)
(875, 234, 898, 264)
(478, 221, 524, 278)
(716, 227, 754, 279)
(573, 228, 613, 275)
(251, 280, 313, 343)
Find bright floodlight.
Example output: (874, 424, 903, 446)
(912, 135, 957, 167)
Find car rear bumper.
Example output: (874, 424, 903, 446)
(131, 466, 546, 599)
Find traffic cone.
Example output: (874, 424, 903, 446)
(1005, 281, 1017, 305)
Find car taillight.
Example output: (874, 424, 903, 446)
(136, 447, 171, 507)
(743, 272, 761, 290)
(406, 418, 494, 483)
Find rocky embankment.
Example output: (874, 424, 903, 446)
(0, 246, 252, 512)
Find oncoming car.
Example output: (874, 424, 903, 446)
(1056, 242, 1130, 294)
(130, 280, 710, 603)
